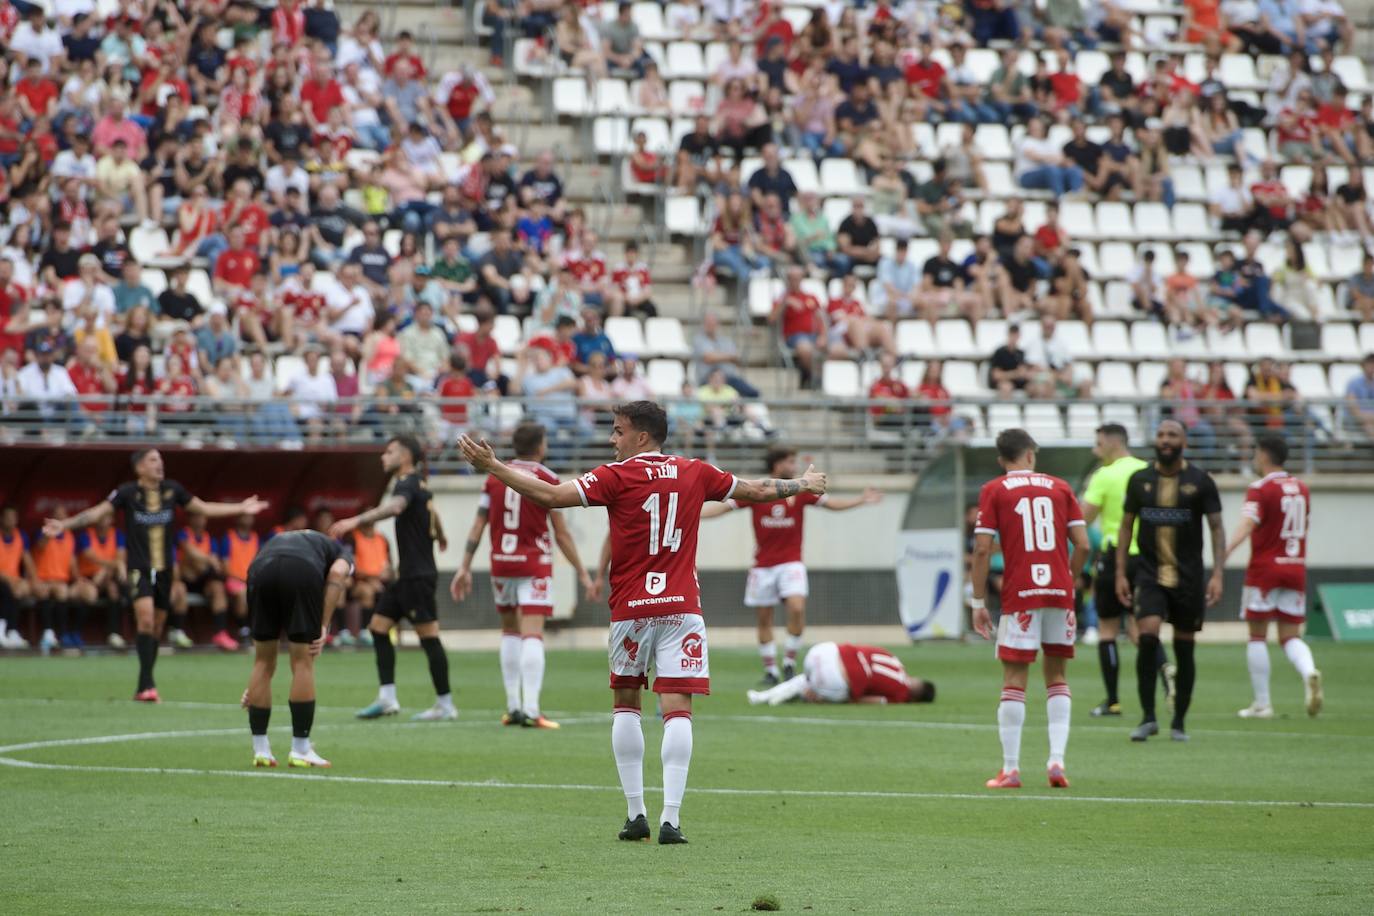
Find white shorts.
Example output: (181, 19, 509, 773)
(609, 613, 710, 695)
(492, 576, 554, 616)
(1241, 586, 1306, 622)
(802, 641, 850, 703)
(996, 608, 1076, 663)
(744, 562, 809, 607)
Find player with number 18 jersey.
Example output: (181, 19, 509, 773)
(975, 469, 1085, 662)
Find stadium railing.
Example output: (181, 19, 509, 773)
(3, 395, 1369, 475)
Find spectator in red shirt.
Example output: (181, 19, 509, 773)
(67, 336, 115, 418)
(1033, 202, 1069, 268)
(222, 180, 271, 251)
(213, 226, 262, 299)
(868, 351, 910, 427)
(300, 61, 346, 129)
(156, 352, 199, 419)
(455, 303, 508, 394)
(915, 360, 967, 438)
(770, 266, 825, 388)
(14, 57, 59, 122)
(0, 257, 28, 359)
(827, 273, 895, 359)
(609, 241, 656, 318)
(383, 30, 427, 80)
(1315, 86, 1358, 165)
(434, 351, 476, 435)
(272, 0, 307, 47)
(1250, 160, 1296, 236)
(903, 39, 948, 116)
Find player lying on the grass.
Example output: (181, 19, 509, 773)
(700, 445, 881, 686)
(330, 436, 455, 723)
(46, 449, 268, 702)
(77, 514, 129, 650)
(971, 428, 1089, 790)
(240, 530, 353, 769)
(450, 423, 593, 729)
(1223, 434, 1322, 720)
(458, 400, 827, 846)
(746, 641, 935, 705)
(0, 505, 36, 649)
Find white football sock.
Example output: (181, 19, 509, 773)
(660, 713, 693, 828)
(291, 736, 311, 756)
(766, 674, 809, 704)
(1046, 683, 1071, 768)
(1247, 639, 1271, 706)
(758, 641, 778, 676)
(611, 709, 646, 820)
(436, 692, 455, 711)
(252, 734, 271, 757)
(378, 683, 397, 706)
(1283, 637, 1316, 679)
(783, 633, 803, 666)
(499, 633, 522, 711)
(520, 636, 546, 719)
(998, 687, 1026, 772)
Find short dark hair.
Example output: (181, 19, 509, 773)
(282, 505, 308, 525)
(1256, 434, 1288, 468)
(996, 428, 1037, 462)
(1096, 423, 1129, 445)
(765, 445, 796, 474)
(908, 680, 936, 703)
(512, 423, 546, 459)
(613, 400, 668, 446)
(130, 448, 154, 471)
(388, 434, 425, 469)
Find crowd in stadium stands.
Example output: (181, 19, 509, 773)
(0, 0, 1373, 453)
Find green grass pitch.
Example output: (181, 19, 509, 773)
(2, 642, 1372, 914)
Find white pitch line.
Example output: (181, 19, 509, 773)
(2, 729, 1373, 811)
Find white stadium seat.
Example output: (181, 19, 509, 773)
(1360, 323, 1374, 353)
(595, 117, 630, 156)
(1096, 202, 1136, 240)
(975, 319, 1009, 356)
(646, 358, 686, 396)
(1056, 321, 1094, 360)
(552, 78, 590, 116)
(986, 403, 1023, 434)
(594, 79, 631, 115)
(822, 360, 862, 397)
(605, 317, 648, 355)
(1023, 404, 1066, 440)
(668, 79, 706, 116)
(1289, 363, 1332, 398)
(1097, 362, 1138, 397)
(664, 196, 701, 236)
(1206, 327, 1249, 361)
(819, 159, 865, 197)
(1066, 403, 1101, 439)
(895, 320, 936, 358)
(1136, 361, 1167, 395)
(664, 42, 706, 79)
(941, 360, 983, 397)
(935, 320, 979, 359)
(1321, 324, 1361, 361)
(1133, 203, 1173, 240)
(1092, 321, 1132, 359)
(492, 315, 522, 355)
(645, 318, 690, 358)
(1100, 403, 1141, 439)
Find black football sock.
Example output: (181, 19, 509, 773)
(289, 700, 316, 739)
(1156, 639, 1171, 687)
(0, 581, 15, 630)
(1172, 639, 1197, 730)
(67, 603, 86, 637)
(1137, 633, 1161, 722)
(420, 636, 451, 697)
(248, 705, 271, 735)
(38, 599, 55, 632)
(373, 630, 396, 686)
(170, 611, 189, 633)
(1098, 639, 1119, 705)
(136, 634, 158, 691)
(212, 611, 229, 632)
(106, 601, 124, 636)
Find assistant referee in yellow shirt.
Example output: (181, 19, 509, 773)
(1081, 424, 1171, 716)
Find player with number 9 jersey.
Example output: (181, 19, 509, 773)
(1240, 470, 1309, 618)
(975, 470, 1085, 617)
(484, 460, 558, 604)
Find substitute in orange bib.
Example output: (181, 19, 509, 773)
(0, 505, 36, 649)
(342, 521, 390, 647)
(31, 506, 99, 653)
(174, 510, 234, 651)
(77, 517, 128, 649)
(222, 513, 261, 643)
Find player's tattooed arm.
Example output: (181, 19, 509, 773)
(1206, 510, 1226, 607)
(330, 495, 408, 541)
(450, 510, 488, 602)
(46, 501, 113, 537)
(731, 464, 827, 503)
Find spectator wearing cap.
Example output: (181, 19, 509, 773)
(398, 301, 451, 384)
(17, 339, 77, 422)
(195, 302, 239, 368)
(771, 267, 824, 389)
(572, 308, 617, 376)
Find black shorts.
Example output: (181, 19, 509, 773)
(1094, 551, 1139, 620)
(248, 556, 324, 644)
(182, 570, 222, 593)
(377, 575, 438, 625)
(129, 568, 174, 610)
(1133, 579, 1205, 634)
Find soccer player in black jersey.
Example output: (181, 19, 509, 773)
(330, 436, 454, 722)
(45, 449, 267, 702)
(1114, 420, 1224, 742)
(240, 530, 354, 769)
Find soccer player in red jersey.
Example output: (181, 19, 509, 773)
(458, 401, 826, 845)
(970, 429, 1089, 789)
(451, 423, 593, 729)
(746, 642, 936, 706)
(1224, 435, 1321, 719)
(701, 445, 881, 684)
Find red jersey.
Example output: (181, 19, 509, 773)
(778, 290, 822, 339)
(727, 493, 824, 568)
(483, 460, 558, 578)
(827, 296, 864, 322)
(226, 202, 270, 248)
(527, 333, 575, 366)
(575, 452, 737, 621)
(868, 377, 909, 416)
(904, 60, 945, 99)
(436, 372, 475, 423)
(68, 361, 112, 413)
(281, 280, 325, 326)
(214, 249, 260, 288)
(974, 470, 1084, 613)
(1241, 471, 1308, 592)
(456, 331, 500, 373)
(839, 644, 911, 703)
(300, 79, 344, 123)
(612, 263, 652, 293)
(447, 81, 481, 120)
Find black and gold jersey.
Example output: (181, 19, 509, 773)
(1123, 461, 1222, 592)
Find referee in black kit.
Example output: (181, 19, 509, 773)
(241, 530, 354, 770)
(1115, 420, 1224, 743)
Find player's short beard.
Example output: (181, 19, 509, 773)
(1154, 443, 1183, 466)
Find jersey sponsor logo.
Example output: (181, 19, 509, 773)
(680, 632, 703, 670)
(621, 636, 639, 663)
(1016, 611, 1032, 632)
(1139, 506, 1193, 524)
(1031, 563, 1051, 586)
(645, 571, 667, 596)
(1065, 610, 1077, 640)
(1181, 483, 1198, 496)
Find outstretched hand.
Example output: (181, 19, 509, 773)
(240, 496, 269, 515)
(861, 487, 882, 504)
(42, 518, 65, 539)
(327, 517, 359, 541)
(800, 464, 827, 496)
(457, 435, 499, 472)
